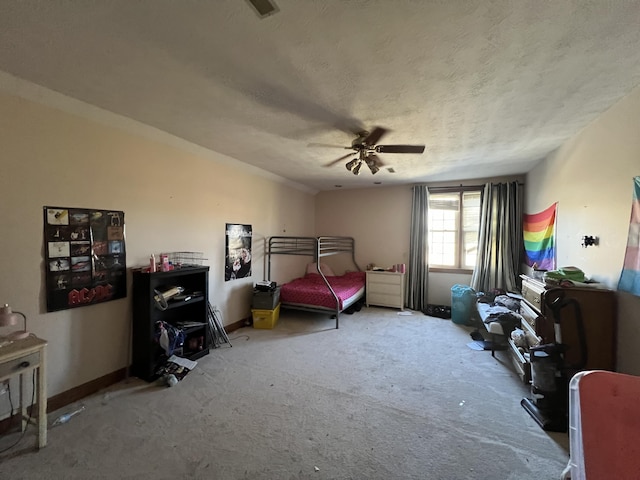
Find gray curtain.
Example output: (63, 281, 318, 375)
(470, 181, 523, 293)
(407, 185, 429, 310)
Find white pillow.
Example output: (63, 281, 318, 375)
(306, 262, 335, 276)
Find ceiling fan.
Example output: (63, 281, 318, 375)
(322, 127, 425, 175)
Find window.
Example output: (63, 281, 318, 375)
(428, 190, 481, 271)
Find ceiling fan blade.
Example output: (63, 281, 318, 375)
(324, 152, 354, 167)
(363, 127, 388, 146)
(376, 145, 425, 154)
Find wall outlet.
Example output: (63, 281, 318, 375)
(0, 382, 8, 396)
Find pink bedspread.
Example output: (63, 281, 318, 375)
(280, 271, 365, 310)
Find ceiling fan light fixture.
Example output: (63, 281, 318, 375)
(323, 126, 424, 176)
(345, 158, 359, 171)
(365, 157, 380, 174)
(246, 0, 279, 18)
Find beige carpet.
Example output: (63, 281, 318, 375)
(0, 307, 569, 479)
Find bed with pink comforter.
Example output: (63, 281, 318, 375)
(280, 271, 366, 311)
(267, 236, 364, 329)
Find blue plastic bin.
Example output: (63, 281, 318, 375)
(451, 284, 476, 325)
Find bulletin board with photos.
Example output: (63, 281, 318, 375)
(44, 206, 127, 312)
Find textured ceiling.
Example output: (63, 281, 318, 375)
(1, 1, 640, 191)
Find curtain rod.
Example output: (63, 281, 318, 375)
(424, 182, 525, 193)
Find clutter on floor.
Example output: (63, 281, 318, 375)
(51, 405, 86, 427)
(421, 304, 452, 319)
(155, 355, 198, 385)
(0, 307, 569, 478)
(466, 329, 507, 352)
(207, 302, 232, 347)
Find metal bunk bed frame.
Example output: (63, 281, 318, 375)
(266, 236, 362, 329)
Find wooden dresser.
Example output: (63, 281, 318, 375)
(519, 275, 617, 374)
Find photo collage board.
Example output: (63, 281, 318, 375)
(44, 206, 127, 312)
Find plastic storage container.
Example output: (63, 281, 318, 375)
(252, 286, 281, 310)
(562, 370, 640, 480)
(450, 284, 476, 325)
(252, 303, 281, 329)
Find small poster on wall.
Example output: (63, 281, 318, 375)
(225, 223, 252, 281)
(44, 206, 127, 312)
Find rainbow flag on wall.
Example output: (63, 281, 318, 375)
(523, 203, 557, 270)
(618, 176, 640, 296)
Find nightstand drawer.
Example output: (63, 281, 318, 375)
(368, 292, 401, 305)
(367, 273, 402, 286)
(368, 283, 402, 295)
(0, 351, 40, 379)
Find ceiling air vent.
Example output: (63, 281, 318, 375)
(246, 0, 279, 18)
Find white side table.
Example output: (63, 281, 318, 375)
(0, 336, 47, 449)
(366, 271, 405, 310)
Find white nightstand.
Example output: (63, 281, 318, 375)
(366, 271, 405, 310)
(0, 336, 48, 449)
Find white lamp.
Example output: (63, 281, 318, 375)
(0, 304, 29, 340)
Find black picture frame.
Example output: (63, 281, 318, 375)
(225, 223, 252, 281)
(44, 206, 127, 311)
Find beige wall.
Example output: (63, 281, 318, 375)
(315, 186, 413, 273)
(0, 85, 315, 403)
(526, 84, 640, 375)
(315, 175, 524, 306)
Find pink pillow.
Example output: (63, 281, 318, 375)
(306, 262, 335, 277)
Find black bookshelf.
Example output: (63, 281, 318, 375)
(131, 266, 210, 381)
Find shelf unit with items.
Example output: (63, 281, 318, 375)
(131, 265, 210, 381)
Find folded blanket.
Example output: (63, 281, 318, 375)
(544, 266, 586, 283)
